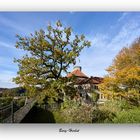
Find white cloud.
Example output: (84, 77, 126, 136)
(76, 13, 140, 77)
(118, 12, 129, 22)
(91, 33, 109, 48)
(0, 56, 19, 88)
(0, 56, 17, 69)
(0, 56, 11, 64)
(0, 70, 18, 88)
(107, 18, 140, 51)
(0, 41, 15, 49)
(0, 15, 33, 35)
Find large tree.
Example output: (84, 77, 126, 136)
(99, 38, 140, 101)
(13, 20, 91, 97)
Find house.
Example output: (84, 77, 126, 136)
(67, 66, 88, 79)
(67, 66, 104, 103)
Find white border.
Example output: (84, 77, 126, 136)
(0, 124, 140, 140)
(0, 0, 140, 11)
(0, 0, 140, 140)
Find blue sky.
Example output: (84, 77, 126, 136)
(0, 12, 140, 88)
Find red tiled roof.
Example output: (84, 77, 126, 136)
(66, 66, 103, 85)
(92, 77, 103, 83)
(67, 69, 88, 78)
(76, 76, 103, 85)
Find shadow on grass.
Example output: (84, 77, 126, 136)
(21, 106, 56, 123)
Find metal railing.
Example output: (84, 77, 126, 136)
(1, 98, 36, 123)
(0, 102, 14, 123)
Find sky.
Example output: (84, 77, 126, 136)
(0, 12, 140, 88)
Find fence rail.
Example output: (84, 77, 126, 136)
(1, 98, 36, 123)
(0, 102, 13, 123)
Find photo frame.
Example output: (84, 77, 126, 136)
(0, 0, 140, 139)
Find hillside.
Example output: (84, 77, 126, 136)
(0, 87, 26, 97)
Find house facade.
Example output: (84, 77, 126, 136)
(67, 66, 105, 103)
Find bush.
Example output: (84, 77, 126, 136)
(91, 99, 138, 123)
(14, 97, 25, 107)
(0, 97, 13, 107)
(49, 99, 140, 123)
(62, 104, 93, 123)
(52, 110, 65, 123)
(54, 98, 93, 123)
(92, 109, 116, 123)
(53, 99, 137, 123)
(112, 107, 140, 123)
(99, 99, 134, 114)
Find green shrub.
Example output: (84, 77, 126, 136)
(56, 98, 93, 123)
(0, 97, 13, 107)
(15, 98, 25, 107)
(92, 109, 116, 123)
(92, 99, 138, 123)
(112, 107, 140, 123)
(91, 90, 99, 102)
(52, 110, 65, 123)
(62, 104, 93, 123)
(51, 99, 140, 123)
(100, 99, 134, 114)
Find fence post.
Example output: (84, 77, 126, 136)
(11, 101, 14, 123)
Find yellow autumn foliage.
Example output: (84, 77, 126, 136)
(99, 38, 140, 100)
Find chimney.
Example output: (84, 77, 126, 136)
(73, 66, 82, 71)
